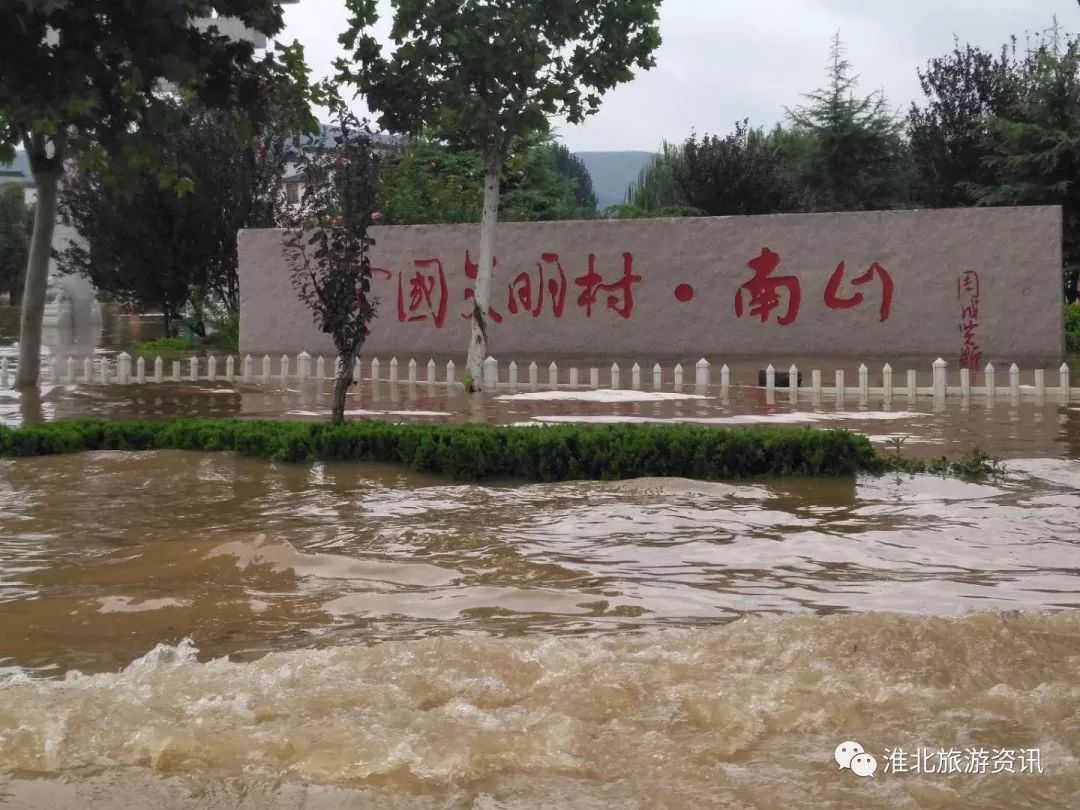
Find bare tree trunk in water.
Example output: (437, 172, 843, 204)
(331, 351, 356, 424)
(465, 151, 502, 392)
(15, 169, 59, 389)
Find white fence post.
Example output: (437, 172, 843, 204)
(673, 363, 683, 391)
(590, 367, 599, 389)
(933, 358, 947, 399)
(960, 367, 971, 398)
(66, 356, 75, 384)
(548, 361, 558, 389)
(117, 353, 132, 384)
(906, 369, 917, 400)
(811, 368, 822, 396)
(569, 367, 579, 387)
(389, 357, 399, 385)
(858, 363, 869, 401)
(427, 359, 437, 384)
(1061, 363, 1071, 404)
(1009, 363, 1020, 401)
(765, 364, 775, 393)
(280, 354, 289, 384)
(789, 364, 799, 403)
(371, 357, 380, 382)
(99, 357, 110, 385)
(153, 356, 163, 384)
(316, 356, 326, 382)
(1034, 368, 1045, 400)
(652, 363, 662, 390)
(84, 357, 93, 384)
(631, 363, 641, 389)
(295, 352, 308, 382)
(189, 356, 199, 382)
(136, 356, 146, 384)
(509, 360, 519, 389)
(261, 355, 271, 384)
(242, 355, 253, 384)
(834, 369, 844, 402)
(226, 356, 235, 383)
(529, 361, 539, 389)
(171, 360, 181, 382)
(0, 357, 7, 387)
(695, 358, 710, 387)
(484, 356, 498, 389)
(882, 363, 892, 402)
(208, 355, 218, 382)
(610, 362, 621, 389)
(408, 358, 418, 385)
(720, 364, 731, 395)
(984, 362, 995, 400)
(445, 360, 454, 386)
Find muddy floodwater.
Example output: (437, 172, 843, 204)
(1, 451, 1079, 808)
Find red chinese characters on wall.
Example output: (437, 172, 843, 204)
(735, 248, 801, 325)
(824, 261, 894, 322)
(735, 247, 895, 326)
(575, 252, 642, 320)
(398, 259, 448, 328)
(508, 253, 568, 318)
(957, 270, 982, 370)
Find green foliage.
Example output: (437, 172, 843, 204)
(282, 104, 381, 424)
(784, 35, 910, 212)
(0, 184, 30, 304)
(624, 141, 688, 211)
(0, 419, 888, 480)
(878, 447, 1005, 479)
(0, 418, 1007, 483)
(130, 338, 199, 362)
(966, 38, 1080, 302)
(57, 101, 289, 337)
(1066, 303, 1080, 351)
(378, 134, 597, 225)
(338, 0, 663, 158)
(908, 40, 1019, 208)
(678, 122, 801, 215)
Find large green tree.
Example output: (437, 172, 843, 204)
(0, 0, 312, 387)
(968, 38, 1080, 302)
(677, 122, 800, 216)
(338, 0, 663, 390)
(57, 102, 289, 338)
(0, 185, 31, 306)
(785, 35, 911, 212)
(908, 41, 1019, 208)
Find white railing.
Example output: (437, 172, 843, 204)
(0, 352, 1076, 403)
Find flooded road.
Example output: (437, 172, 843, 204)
(1, 452, 1079, 807)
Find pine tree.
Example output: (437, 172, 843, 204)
(785, 34, 910, 211)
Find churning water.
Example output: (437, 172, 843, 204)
(1, 452, 1079, 807)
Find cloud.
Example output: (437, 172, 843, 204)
(280, 0, 1070, 151)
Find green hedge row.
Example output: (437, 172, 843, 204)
(0, 418, 893, 480)
(0, 418, 999, 480)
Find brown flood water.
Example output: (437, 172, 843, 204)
(1, 452, 1080, 807)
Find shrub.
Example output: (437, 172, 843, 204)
(0, 418, 1011, 482)
(1066, 304, 1080, 353)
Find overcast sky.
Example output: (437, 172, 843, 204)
(281, 0, 1075, 152)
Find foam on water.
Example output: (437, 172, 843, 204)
(1, 612, 1078, 808)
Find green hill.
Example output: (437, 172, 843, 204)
(575, 151, 656, 209)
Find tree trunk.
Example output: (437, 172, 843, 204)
(15, 170, 59, 389)
(331, 351, 356, 424)
(465, 151, 502, 392)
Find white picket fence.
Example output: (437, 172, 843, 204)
(0, 352, 1077, 403)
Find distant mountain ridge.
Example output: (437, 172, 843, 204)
(575, 151, 656, 209)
